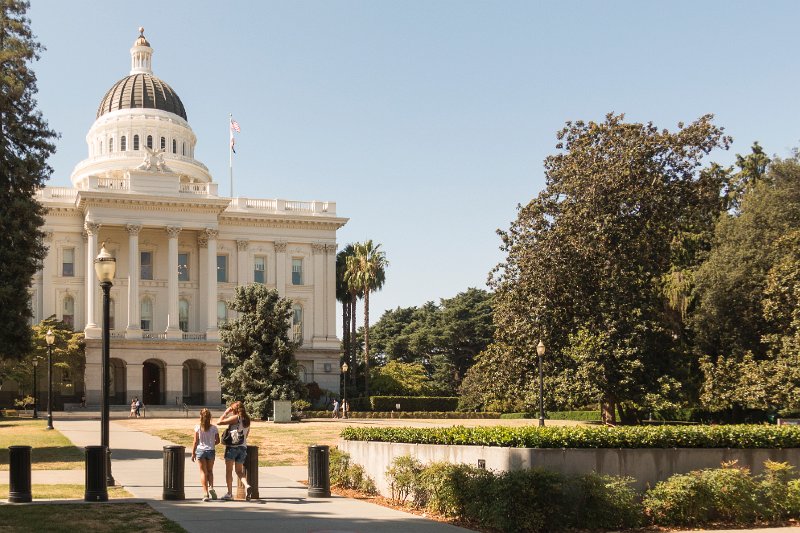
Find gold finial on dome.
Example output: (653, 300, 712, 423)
(134, 26, 150, 47)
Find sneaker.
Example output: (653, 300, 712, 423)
(221, 493, 232, 501)
(245, 485, 253, 501)
(209, 489, 217, 500)
(202, 495, 210, 502)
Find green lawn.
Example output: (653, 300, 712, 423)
(0, 503, 186, 532)
(0, 484, 132, 499)
(0, 419, 83, 470)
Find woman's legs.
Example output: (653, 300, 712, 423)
(198, 458, 209, 497)
(206, 457, 215, 491)
(225, 459, 234, 496)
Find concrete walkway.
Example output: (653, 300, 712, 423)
(30, 419, 472, 533)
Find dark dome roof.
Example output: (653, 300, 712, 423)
(96, 73, 187, 120)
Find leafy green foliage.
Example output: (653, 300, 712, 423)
(370, 361, 434, 396)
(340, 424, 800, 449)
(218, 285, 305, 419)
(369, 396, 458, 411)
(329, 448, 377, 494)
(304, 410, 500, 419)
(0, 1, 58, 359)
(385, 455, 425, 504)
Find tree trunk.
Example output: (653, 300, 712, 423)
(601, 397, 616, 425)
(341, 298, 350, 365)
(350, 296, 357, 389)
(363, 287, 370, 397)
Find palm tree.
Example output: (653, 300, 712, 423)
(345, 240, 388, 397)
(336, 244, 358, 388)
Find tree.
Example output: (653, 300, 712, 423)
(345, 240, 388, 397)
(336, 244, 359, 389)
(0, 1, 57, 359)
(218, 284, 305, 419)
(484, 113, 730, 422)
(371, 361, 433, 396)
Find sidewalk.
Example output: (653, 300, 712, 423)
(37, 419, 472, 533)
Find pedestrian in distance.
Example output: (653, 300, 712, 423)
(129, 398, 136, 418)
(80, 394, 86, 408)
(191, 408, 220, 501)
(135, 397, 142, 418)
(218, 401, 252, 500)
(332, 398, 340, 419)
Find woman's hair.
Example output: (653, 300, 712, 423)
(235, 402, 251, 428)
(199, 408, 211, 431)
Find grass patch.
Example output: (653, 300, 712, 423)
(0, 484, 132, 499)
(0, 503, 186, 532)
(0, 419, 83, 470)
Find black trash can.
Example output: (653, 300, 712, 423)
(8, 445, 32, 503)
(245, 445, 259, 500)
(85, 445, 108, 502)
(307, 444, 330, 498)
(163, 445, 185, 500)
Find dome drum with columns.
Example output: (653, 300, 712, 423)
(22, 29, 348, 409)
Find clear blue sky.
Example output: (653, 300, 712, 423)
(29, 1, 800, 328)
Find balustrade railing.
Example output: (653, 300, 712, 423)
(142, 331, 167, 340)
(182, 332, 207, 341)
(179, 183, 209, 195)
(97, 177, 129, 190)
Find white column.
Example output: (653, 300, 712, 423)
(84, 221, 101, 338)
(126, 224, 142, 338)
(312, 243, 325, 341)
(166, 226, 182, 339)
(275, 240, 287, 298)
(236, 239, 249, 285)
(326, 243, 338, 340)
(198, 233, 208, 331)
(41, 231, 55, 319)
(165, 364, 184, 406)
(206, 229, 219, 341)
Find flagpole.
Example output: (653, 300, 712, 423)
(229, 113, 233, 198)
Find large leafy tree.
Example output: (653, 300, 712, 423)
(0, 1, 57, 359)
(481, 113, 730, 423)
(345, 240, 388, 397)
(218, 284, 305, 419)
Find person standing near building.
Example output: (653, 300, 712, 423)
(218, 401, 252, 500)
(191, 408, 219, 501)
(129, 398, 137, 418)
(332, 398, 340, 419)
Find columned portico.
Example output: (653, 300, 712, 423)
(166, 226, 182, 339)
(126, 224, 142, 338)
(84, 221, 101, 338)
(205, 229, 219, 341)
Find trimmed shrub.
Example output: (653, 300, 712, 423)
(385, 455, 425, 505)
(370, 396, 459, 412)
(341, 424, 800, 449)
(566, 473, 643, 528)
(329, 448, 377, 494)
(758, 460, 797, 520)
(304, 410, 501, 419)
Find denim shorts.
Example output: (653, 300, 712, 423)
(196, 449, 215, 461)
(224, 446, 247, 464)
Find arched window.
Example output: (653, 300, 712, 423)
(160, 136, 166, 150)
(146, 135, 153, 149)
(133, 134, 140, 150)
(62, 295, 75, 329)
(179, 299, 189, 332)
(217, 301, 227, 327)
(120, 136, 127, 151)
(109, 298, 115, 331)
(109, 138, 114, 152)
(141, 298, 153, 331)
(172, 139, 177, 154)
(182, 142, 186, 156)
(292, 304, 303, 344)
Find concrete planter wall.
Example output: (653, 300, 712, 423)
(339, 439, 800, 495)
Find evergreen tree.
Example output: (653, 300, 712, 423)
(0, 1, 57, 359)
(218, 285, 305, 419)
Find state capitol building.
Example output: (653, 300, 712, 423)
(27, 29, 347, 407)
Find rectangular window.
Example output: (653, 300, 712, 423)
(141, 251, 153, 280)
(217, 255, 228, 282)
(178, 253, 190, 281)
(292, 258, 303, 285)
(254, 256, 265, 284)
(62, 248, 74, 277)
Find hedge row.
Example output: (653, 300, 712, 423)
(368, 396, 459, 411)
(340, 424, 800, 449)
(376, 454, 800, 530)
(304, 411, 501, 419)
(500, 410, 601, 421)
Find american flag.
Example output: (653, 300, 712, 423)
(230, 119, 241, 133)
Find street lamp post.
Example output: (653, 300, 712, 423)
(341, 362, 348, 419)
(537, 340, 546, 427)
(45, 329, 55, 430)
(94, 243, 116, 486)
(32, 358, 39, 419)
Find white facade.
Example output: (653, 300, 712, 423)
(31, 30, 347, 406)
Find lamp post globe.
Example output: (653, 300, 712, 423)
(536, 340, 546, 427)
(94, 242, 116, 486)
(341, 362, 349, 419)
(45, 329, 55, 430)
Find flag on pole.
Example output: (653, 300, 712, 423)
(230, 117, 240, 153)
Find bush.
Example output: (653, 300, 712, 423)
(341, 424, 800, 449)
(370, 396, 459, 412)
(304, 410, 501, 419)
(385, 455, 425, 505)
(567, 473, 643, 528)
(500, 411, 602, 421)
(329, 448, 377, 494)
(758, 460, 796, 520)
